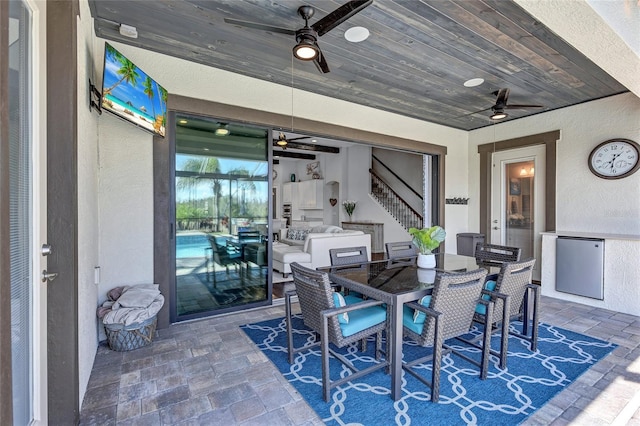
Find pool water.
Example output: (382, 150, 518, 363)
(176, 234, 210, 259)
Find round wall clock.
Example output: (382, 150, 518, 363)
(588, 138, 640, 179)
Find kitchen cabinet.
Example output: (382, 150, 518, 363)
(342, 222, 384, 253)
(298, 180, 324, 209)
(282, 182, 294, 203)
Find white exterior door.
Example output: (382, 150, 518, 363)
(491, 145, 545, 281)
(8, 0, 47, 423)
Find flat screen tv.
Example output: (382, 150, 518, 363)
(101, 42, 167, 137)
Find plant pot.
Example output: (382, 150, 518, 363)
(417, 253, 436, 269)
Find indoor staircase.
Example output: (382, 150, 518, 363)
(370, 169, 423, 231)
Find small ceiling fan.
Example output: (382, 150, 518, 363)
(224, 0, 372, 74)
(485, 88, 544, 120)
(273, 132, 311, 149)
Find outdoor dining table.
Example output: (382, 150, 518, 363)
(320, 252, 491, 401)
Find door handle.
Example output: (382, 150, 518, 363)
(492, 226, 500, 230)
(41, 270, 58, 283)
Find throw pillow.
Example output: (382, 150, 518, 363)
(412, 295, 432, 323)
(332, 292, 349, 324)
(287, 228, 310, 240)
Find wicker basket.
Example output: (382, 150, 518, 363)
(104, 315, 157, 352)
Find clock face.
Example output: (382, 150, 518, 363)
(588, 139, 640, 179)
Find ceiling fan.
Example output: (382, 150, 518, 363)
(224, 0, 373, 74)
(485, 88, 544, 120)
(273, 132, 311, 149)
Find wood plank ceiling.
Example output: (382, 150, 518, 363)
(88, 0, 628, 131)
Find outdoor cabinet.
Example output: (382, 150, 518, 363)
(342, 222, 384, 253)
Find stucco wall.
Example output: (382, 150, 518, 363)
(468, 92, 640, 235)
(76, 1, 100, 405)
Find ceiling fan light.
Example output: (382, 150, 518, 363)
(293, 40, 318, 60)
(491, 111, 508, 120)
(276, 139, 288, 146)
(214, 123, 229, 136)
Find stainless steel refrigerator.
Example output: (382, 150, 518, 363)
(556, 236, 604, 300)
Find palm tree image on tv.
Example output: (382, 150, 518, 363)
(101, 43, 167, 136)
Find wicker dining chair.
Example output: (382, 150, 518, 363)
(402, 268, 491, 402)
(474, 242, 521, 269)
(206, 235, 242, 287)
(286, 247, 369, 364)
(462, 257, 538, 369)
(289, 262, 389, 402)
(385, 241, 418, 267)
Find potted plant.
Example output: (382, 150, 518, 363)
(342, 200, 357, 220)
(408, 225, 446, 268)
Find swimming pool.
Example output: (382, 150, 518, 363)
(176, 233, 210, 259)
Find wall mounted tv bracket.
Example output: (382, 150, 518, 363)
(89, 79, 102, 114)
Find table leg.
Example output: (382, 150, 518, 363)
(390, 298, 403, 401)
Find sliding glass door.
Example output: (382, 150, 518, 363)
(174, 114, 270, 320)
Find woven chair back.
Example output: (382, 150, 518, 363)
(290, 262, 343, 343)
(385, 241, 418, 267)
(421, 269, 488, 343)
(491, 258, 536, 322)
(475, 243, 521, 267)
(329, 246, 368, 266)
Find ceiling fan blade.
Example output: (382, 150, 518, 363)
(504, 104, 544, 110)
(314, 48, 331, 73)
(312, 0, 373, 36)
(453, 106, 492, 119)
(223, 18, 296, 35)
(494, 88, 510, 107)
(286, 136, 311, 142)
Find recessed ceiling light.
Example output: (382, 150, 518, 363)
(312, 139, 317, 143)
(464, 78, 484, 87)
(345, 26, 369, 43)
(178, 119, 188, 125)
(203, 148, 210, 151)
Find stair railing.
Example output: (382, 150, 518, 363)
(370, 168, 423, 230)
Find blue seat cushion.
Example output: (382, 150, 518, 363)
(339, 305, 387, 337)
(402, 295, 432, 335)
(475, 280, 497, 315)
(332, 293, 365, 324)
(412, 295, 432, 324)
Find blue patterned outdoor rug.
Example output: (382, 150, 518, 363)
(241, 315, 616, 425)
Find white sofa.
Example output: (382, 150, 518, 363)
(273, 226, 371, 276)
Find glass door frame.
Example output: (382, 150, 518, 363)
(169, 111, 274, 323)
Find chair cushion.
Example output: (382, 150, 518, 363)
(339, 305, 387, 337)
(333, 292, 349, 323)
(402, 295, 432, 335)
(412, 295, 432, 324)
(332, 293, 363, 324)
(475, 280, 497, 315)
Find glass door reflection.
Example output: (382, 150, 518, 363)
(174, 115, 270, 320)
(505, 161, 535, 260)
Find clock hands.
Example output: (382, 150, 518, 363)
(599, 152, 623, 171)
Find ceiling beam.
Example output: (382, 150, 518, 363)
(271, 140, 340, 153)
(273, 151, 316, 160)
